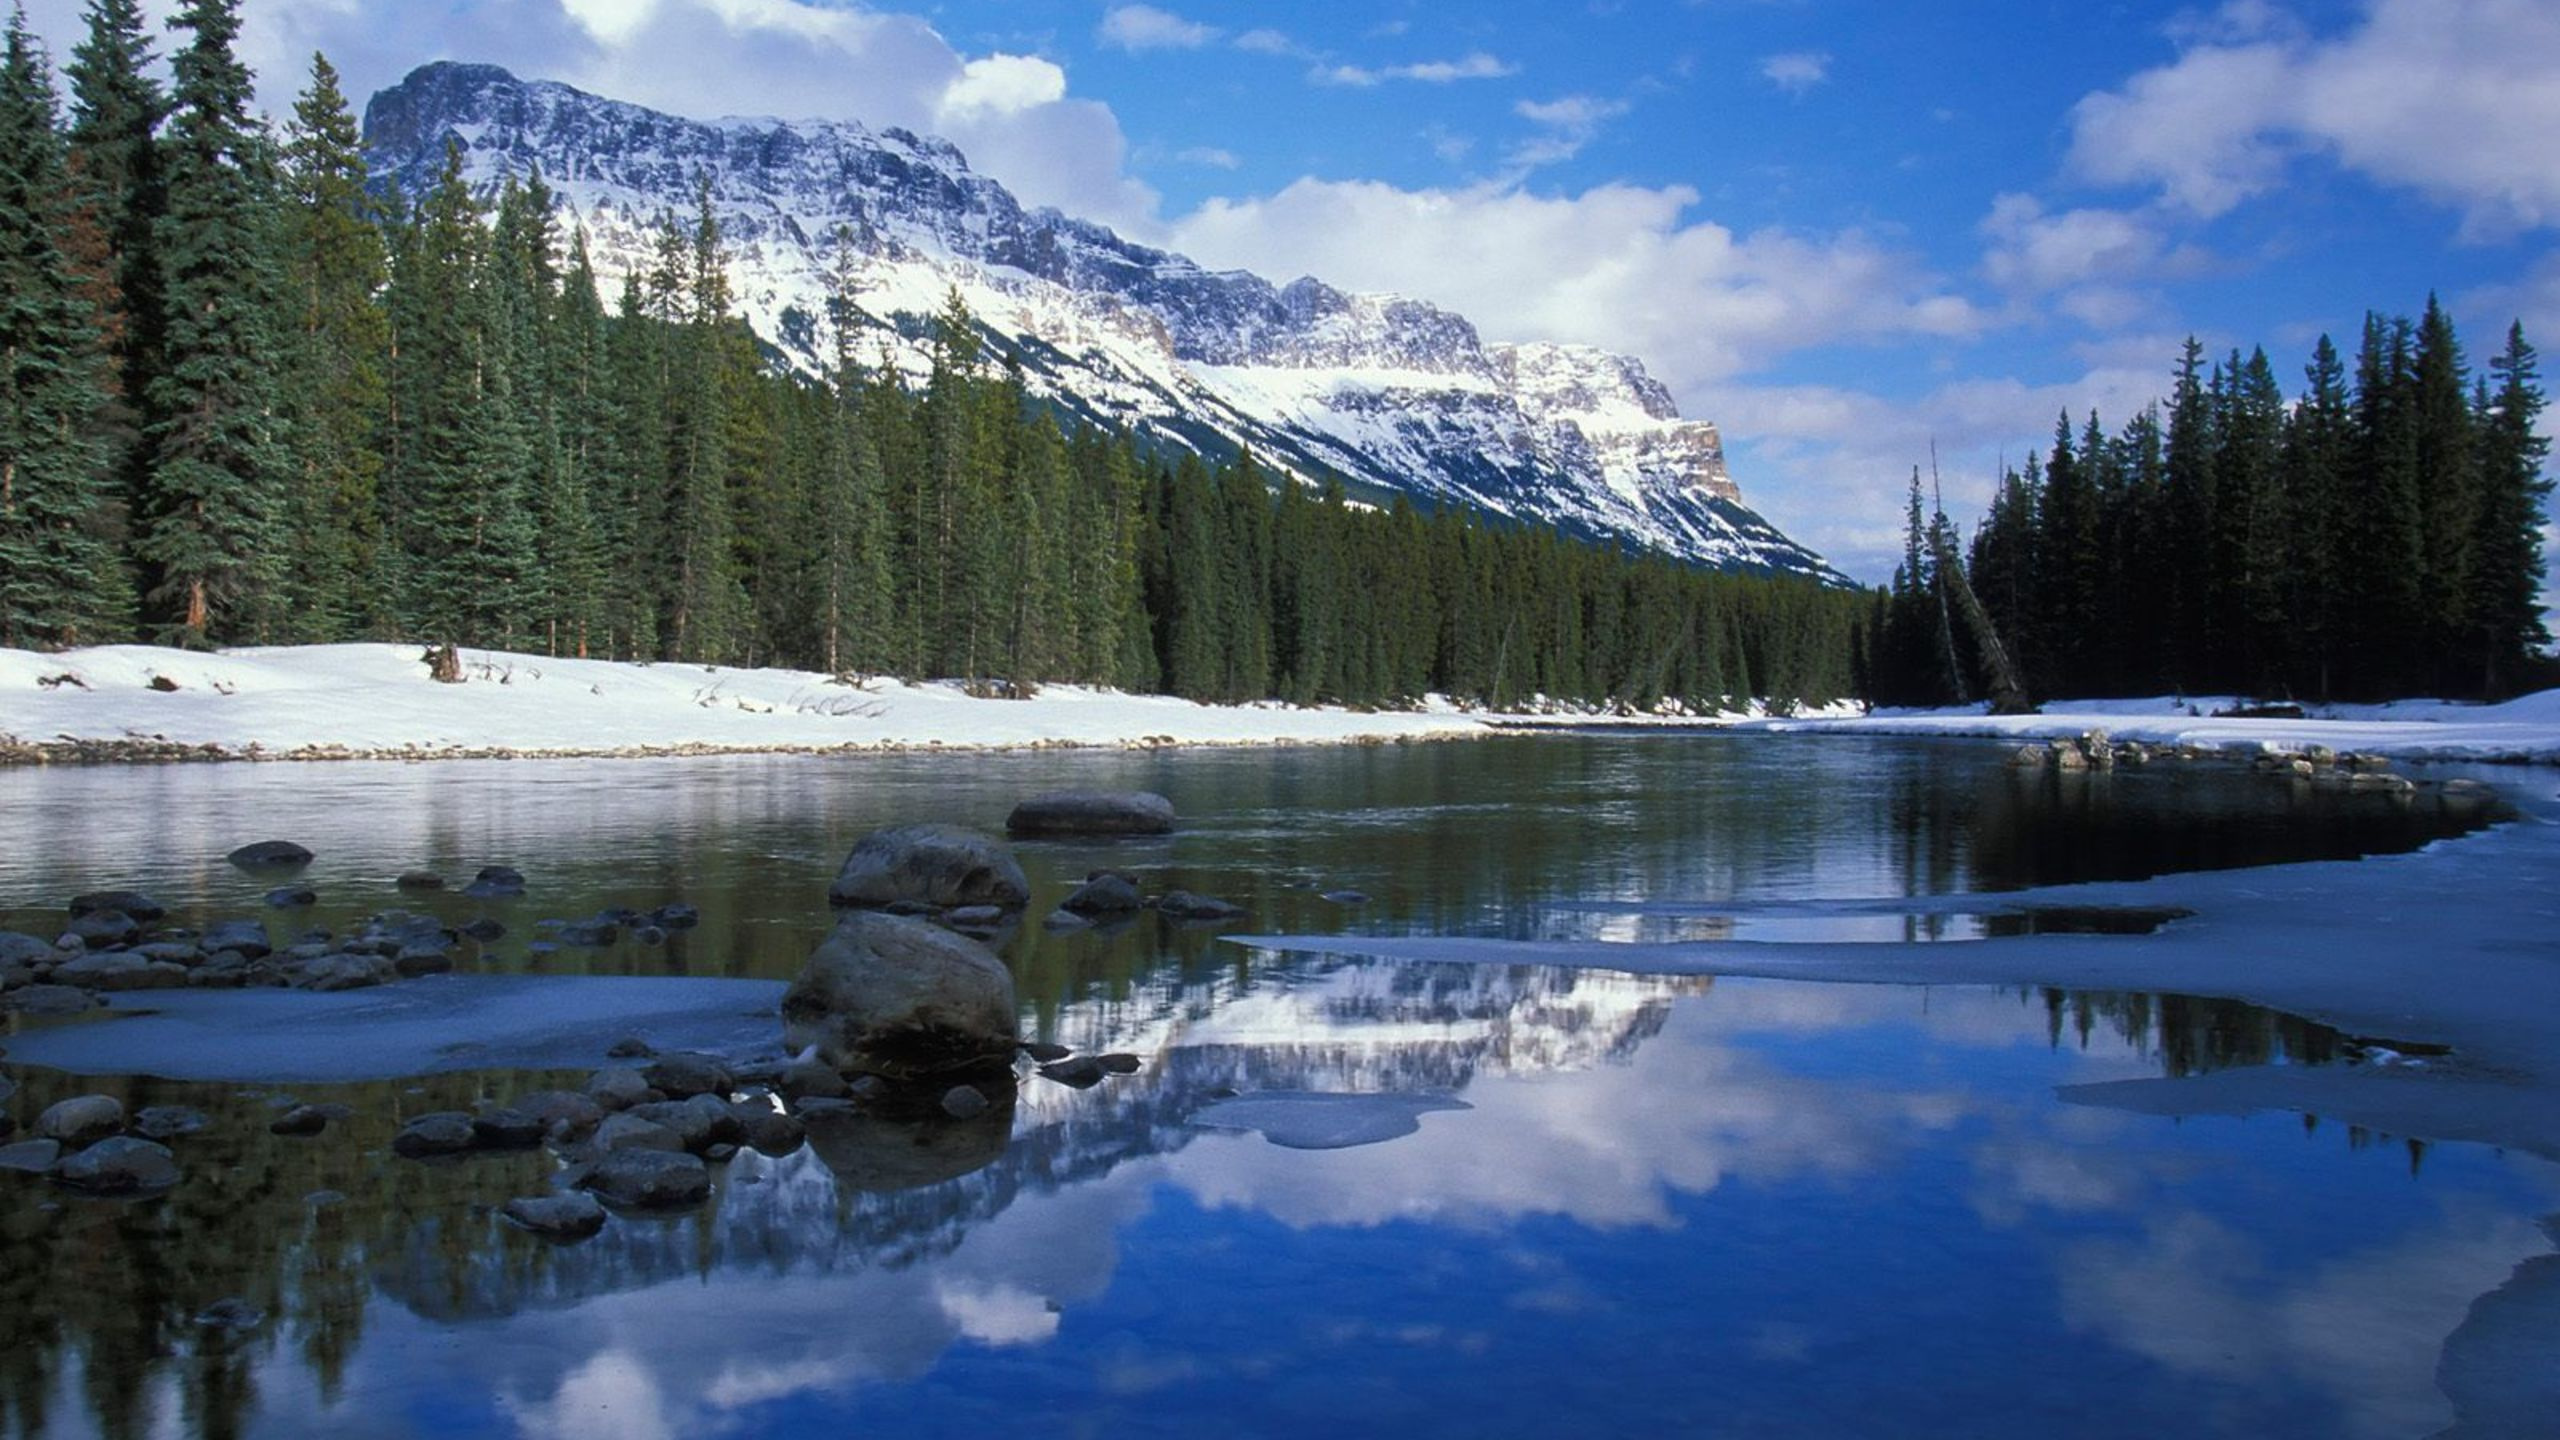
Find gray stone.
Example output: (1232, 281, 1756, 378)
(36, 1095, 125, 1148)
(606, 1035, 657, 1059)
(200, 920, 270, 960)
(556, 915, 621, 946)
(294, 953, 396, 992)
(651, 903, 700, 929)
(515, 1090, 606, 1139)
(828, 824, 1030, 910)
(470, 1106, 548, 1149)
(68, 891, 166, 921)
(1096, 1053, 1143, 1075)
(227, 840, 314, 869)
(0, 1139, 61, 1174)
(641, 1052, 733, 1099)
(55, 952, 187, 992)
(1060, 871, 1146, 916)
(465, 865, 526, 899)
(1154, 891, 1245, 922)
(269, 1106, 330, 1137)
(264, 886, 318, 908)
(1020, 1040, 1072, 1063)
(396, 871, 446, 891)
(777, 1058, 849, 1101)
(55, 1137, 177, 1194)
(503, 1192, 608, 1239)
(132, 1107, 209, 1141)
(732, 1102, 806, 1156)
(585, 1068, 658, 1111)
(943, 905, 1006, 929)
(939, 1084, 990, 1118)
(2009, 745, 2047, 769)
(581, 1149, 711, 1208)
(590, 1112, 686, 1154)
(1042, 908, 1094, 932)
(781, 911, 1020, 1078)
(390, 1112, 477, 1158)
(5, 984, 100, 1016)
(393, 948, 453, 979)
(0, 931, 58, 964)
(1320, 890, 1371, 906)
(64, 910, 139, 948)
(1005, 790, 1176, 837)
(133, 941, 204, 965)
(628, 1096, 740, 1154)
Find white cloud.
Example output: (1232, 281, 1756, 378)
(1098, 4, 1218, 53)
(1170, 177, 1982, 394)
(1508, 94, 1630, 169)
(2069, 0, 2560, 232)
(1232, 28, 1301, 57)
(1758, 50, 1831, 95)
(937, 52, 1067, 119)
(1312, 51, 1518, 88)
(1176, 145, 1241, 170)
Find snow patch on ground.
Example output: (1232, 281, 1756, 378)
(0, 643, 1495, 759)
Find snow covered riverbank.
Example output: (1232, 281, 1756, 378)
(0, 643, 1496, 761)
(1739, 689, 2560, 765)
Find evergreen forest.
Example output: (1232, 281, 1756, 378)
(0, 2, 1866, 712)
(1868, 310, 2553, 706)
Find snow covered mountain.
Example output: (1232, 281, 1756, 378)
(362, 63, 1844, 583)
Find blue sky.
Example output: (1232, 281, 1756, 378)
(23, 0, 2560, 588)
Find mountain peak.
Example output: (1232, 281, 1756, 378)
(361, 68, 1842, 584)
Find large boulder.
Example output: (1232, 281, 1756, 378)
(503, 1192, 608, 1239)
(827, 825, 1029, 910)
(1060, 871, 1146, 916)
(1005, 791, 1176, 838)
(54, 952, 187, 992)
(781, 911, 1020, 1078)
(0, 931, 57, 964)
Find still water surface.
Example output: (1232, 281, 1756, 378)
(0, 736, 2549, 1439)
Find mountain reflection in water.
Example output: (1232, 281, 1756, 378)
(0, 737, 2545, 1440)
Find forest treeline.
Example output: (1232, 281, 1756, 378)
(0, 0, 1863, 710)
(1869, 306, 2553, 705)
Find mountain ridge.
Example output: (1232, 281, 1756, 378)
(362, 62, 1846, 584)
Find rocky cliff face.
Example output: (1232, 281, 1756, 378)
(364, 62, 1844, 583)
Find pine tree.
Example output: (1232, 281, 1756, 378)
(61, 0, 161, 485)
(2162, 337, 2215, 689)
(136, 0, 284, 645)
(2281, 336, 2350, 698)
(275, 52, 386, 640)
(0, 13, 119, 646)
(2409, 294, 2478, 686)
(2470, 324, 2552, 695)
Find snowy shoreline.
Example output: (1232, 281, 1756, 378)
(7, 642, 2559, 766)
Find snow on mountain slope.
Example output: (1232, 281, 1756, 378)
(363, 62, 1846, 583)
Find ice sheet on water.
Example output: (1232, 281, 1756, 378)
(1191, 1090, 1471, 1150)
(4, 975, 788, 1082)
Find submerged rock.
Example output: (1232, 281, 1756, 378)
(828, 824, 1030, 910)
(201, 920, 271, 960)
(470, 1106, 548, 1149)
(939, 1084, 990, 1119)
(0, 1139, 62, 1175)
(4, 984, 100, 1016)
(54, 952, 186, 992)
(1004, 790, 1176, 838)
(395, 871, 446, 891)
(1154, 891, 1246, 922)
(63, 909, 140, 948)
(782, 911, 1019, 1078)
(465, 865, 527, 899)
(640, 1052, 733, 1099)
(390, 1112, 478, 1158)
(55, 1137, 178, 1194)
(0, 931, 57, 965)
(1060, 871, 1145, 916)
(132, 1106, 209, 1141)
(269, 1105, 331, 1137)
(265, 886, 318, 908)
(228, 840, 314, 869)
(1036, 1056, 1107, 1089)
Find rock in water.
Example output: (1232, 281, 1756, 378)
(1005, 791, 1176, 837)
(504, 1192, 608, 1239)
(390, 1112, 477, 1158)
(55, 1137, 178, 1194)
(227, 840, 314, 869)
(581, 1149, 711, 1208)
(1060, 871, 1146, 916)
(36, 1095, 125, 1148)
(827, 825, 1029, 910)
(782, 911, 1020, 1078)
(68, 891, 166, 921)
